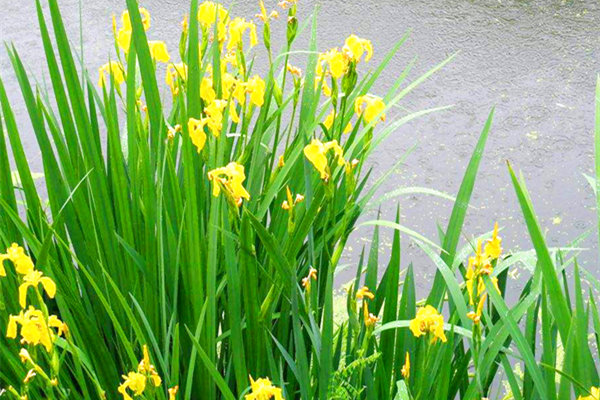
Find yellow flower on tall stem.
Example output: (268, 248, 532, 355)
(303, 138, 345, 181)
(207, 162, 251, 206)
(401, 352, 410, 379)
(578, 387, 600, 400)
(301, 267, 317, 292)
(245, 376, 285, 400)
(148, 41, 170, 63)
(355, 94, 386, 125)
(188, 118, 208, 153)
(227, 18, 257, 51)
(165, 62, 188, 95)
(342, 34, 373, 63)
(98, 61, 125, 88)
(409, 305, 447, 343)
(7, 307, 65, 352)
(0, 243, 35, 275)
(19, 270, 56, 308)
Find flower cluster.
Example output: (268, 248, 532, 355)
(465, 223, 502, 324)
(1, 243, 66, 396)
(117, 345, 174, 400)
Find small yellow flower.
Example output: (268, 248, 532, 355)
(0, 243, 35, 275)
(137, 345, 162, 387)
(246, 75, 266, 107)
(118, 372, 147, 400)
(342, 34, 373, 63)
(323, 110, 352, 134)
(302, 267, 317, 292)
(256, 0, 279, 23)
(198, 2, 229, 30)
(7, 307, 64, 352)
(578, 387, 600, 400)
(315, 77, 332, 97)
(188, 118, 208, 153)
(169, 386, 179, 400)
(19, 270, 56, 308)
(356, 286, 375, 300)
(401, 352, 410, 379)
(115, 8, 150, 51)
(409, 305, 447, 343)
(303, 138, 345, 181)
(98, 61, 125, 88)
(484, 222, 502, 259)
(286, 63, 302, 78)
(148, 41, 170, 63)
(278, 155, 285, 167)
(316, 48, 348, 79)
(204, 100, 229, 137)
(227, 18, 258, 51)
(207, 162, 251, 206)
(245, 376, 285, 400)
(355, 94, 386, 125)
(166, 62, 188, 95)
(363, 302, 379, 328)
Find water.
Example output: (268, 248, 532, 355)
(1, 0, 599, 296)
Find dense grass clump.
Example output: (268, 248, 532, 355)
(0, 1, 599, 399)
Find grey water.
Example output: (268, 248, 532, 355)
(1, 0, 599, 297)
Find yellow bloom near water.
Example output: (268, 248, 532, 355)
(7, 306, 66, 352)
(355, 94, 386, 125)
(303, 138, 345, 181)
(19, 270, 56, 308)
(316, 48, 348, 79)
(207, 162, 251, 206)
(343, 34, 373, 63)
(245, 376, 285, 400)
(188, 117, 208, 153)
(98, 61, 125, 88)
(227, 17, 258, 51)
(0, 243, 35, 276)
(409, 305, 447, 343)
(166, 62, 188, 95)
(118, 345, 162, 400)
(323, 110, 352, 134)
(148, 41, 170, 63)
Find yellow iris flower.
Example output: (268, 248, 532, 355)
(169, 386, 179, 400)
(356, 286, 375, 300)
(188, 118, 208, 153)
(323, 110, 352, 134)
(207, 162, 251, 206)
(578, 387, 600, 400)
(148, 41, 170, 63)
(204, 100, 228, 137)
(401, 352, 410, 379)
(246, 75, 266, 107)
(355, 94, 386, 125)
(301, 267, 317, 292)
(343, 34, 373, 63)
(227, 18, 257, 51)
(98, 61, 125, 88)
(118, 345, 162, 400)
(303, 138, 345, 181)
(316, 48, 348, 79)
(245, 376, 285, 400)
(7, 307, 65, 352)
(0, 243, 35, 276)
(198, 1, 229, 43)
(409, 305, 447, 343)
(19, 270, 56, 308)
(362, 302, 380, 328)
(165, 62, 188, 95)
(484, 222, 502, 259)
(115, 8, 151, 52)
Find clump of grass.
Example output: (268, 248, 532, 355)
(0, 1, 598, 399)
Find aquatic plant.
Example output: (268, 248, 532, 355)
(0, 1, 598, 399)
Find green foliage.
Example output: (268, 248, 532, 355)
(0, 1, 599, 400)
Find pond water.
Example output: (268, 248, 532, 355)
(1, 0, 599, 295)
